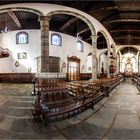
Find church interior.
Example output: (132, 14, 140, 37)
(0, 1, 140, 139)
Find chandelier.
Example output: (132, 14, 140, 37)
(1, 26, 10, 33)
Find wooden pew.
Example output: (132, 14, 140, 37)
(31, 76, 124, 125)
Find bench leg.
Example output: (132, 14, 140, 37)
(106, 92, 109, 97)
(42, 112, 48, 126)
(90, 101, 94, 109)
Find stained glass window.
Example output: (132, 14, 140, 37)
(51, 33, 62, 46)
(16, 32, 28, 44)
(77, 40, 83, 52)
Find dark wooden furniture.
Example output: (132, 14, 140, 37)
(0, 47, 9, 58)
(67, 56, 80, 81)
(0, 73, 35, 83)
(49, 56, 60, 72)
(80, 73, 92, 80)
(33, 77, 66, 95)
(31, 76, 124, 125)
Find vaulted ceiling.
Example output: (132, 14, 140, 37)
(0, 1, 140, 51)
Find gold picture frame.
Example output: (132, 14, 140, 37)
(18, 52, 27, 59)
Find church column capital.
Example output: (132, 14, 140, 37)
(91, 35, 97, 42)
(38, 15, 50, 22)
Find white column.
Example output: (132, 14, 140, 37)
(138, 51, 140, 73)
(107, 47, 110, 78)
(90, 35, 97, 81)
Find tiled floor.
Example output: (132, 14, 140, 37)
(0, 78, 140, 139)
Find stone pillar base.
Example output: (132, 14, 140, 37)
(89, 77, 98, 82)
(107, 75, 110, 78)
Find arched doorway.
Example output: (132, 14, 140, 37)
(67, 56, 80, 81)
(119, 47, 139, 75)
(99, 51, 108, 77)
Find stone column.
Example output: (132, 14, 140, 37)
(107, 47, 110, 78)
(114, 54, 117, 75)
(98, 56, 101, 77)
(90, 35, 97, 81)
(138, 51, 140, 73)
(118, 51, 121, 74)
(39, 16, 50, 73)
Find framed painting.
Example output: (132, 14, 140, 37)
(18, 52, 27, 59)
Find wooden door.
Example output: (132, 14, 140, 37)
(67, 56, 80, 81)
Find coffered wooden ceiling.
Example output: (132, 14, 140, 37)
(0, 0, 140, 52)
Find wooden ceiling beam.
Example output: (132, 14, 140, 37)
(104, 19, 140, 23)
(101, 11, 119, 22)
(78, 28, 89, 35)
(110, 29, 140, 33)
(7, 11, 21, 29)
(114, 36, 140, 39)
(91, 6, 119, 11)
(59, 17, 77, 31)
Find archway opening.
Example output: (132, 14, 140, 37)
(97, 32, 108, 50)
(119, 47, 139, 76)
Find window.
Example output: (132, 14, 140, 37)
(16, 32, 28, 44)
(51, 33, 62, 46)
(76, 40, 83, 52)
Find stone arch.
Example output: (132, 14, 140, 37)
(87, 52, 92, 56)
(119, 46, 139, 73)
(117, 46, 139, 54)
(47, 10, 96, 36)
(0, 7, 43, 16)
(111, 44, 116, 56)
(97, 30, 110, 49)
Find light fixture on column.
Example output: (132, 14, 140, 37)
(128, 31, 131, 55)
(76, 19, 82, 40)
(1, 19, 10, 33)
(127, 31, 132, 65)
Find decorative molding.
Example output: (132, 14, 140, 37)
(15, 61, 19, 67)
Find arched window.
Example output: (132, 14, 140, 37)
(51, 33, 62, 46)
(76, 40, 84, 52)
(87, 53, 92, 72)
(16, 32, 28, 44)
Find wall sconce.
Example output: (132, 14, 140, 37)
(82, 65, 85, 69)
(15, 61, 19, 67)
(88, 67, 91, 71)
(62, 62, 66, 68)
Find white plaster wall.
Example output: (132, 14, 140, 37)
(0, 30, 92, 73)
(50, 31, 92, 73)
(0, 30, 41, 73)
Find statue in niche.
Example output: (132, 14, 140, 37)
(125, 57, 133, 74)
(127, 57, 131, 64)
(101, 62, 104, 75)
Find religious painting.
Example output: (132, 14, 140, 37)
(18, 52, 27, 59)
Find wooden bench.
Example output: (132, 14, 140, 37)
(32, 77, 66, 94)
(41, 91, 105, 125)
(31, 76, 124, 125)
